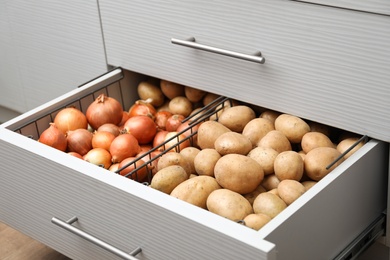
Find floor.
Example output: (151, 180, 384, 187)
(0, 222, 71, 260)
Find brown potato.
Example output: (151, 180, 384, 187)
(257, 130, 292, 153)
(242, 118, 275, 148)
(308, 121, 332, 137)
(261, 174, 280, 191)
(137, 81, 165, 107)
(243, 184, 266, 206)
(157, 152, 192, 177)
(336, 137, 364, 159)
(214, 132, 252, 155)
(160, 79, 185, 99)
(301, 132, 335, 154)
(274, 114, 310, 143)
(194, 148, 221, 177)
(277, 180, 306, 205)
(171, 176, 221, 209)
(202, 92, 220, 106)
(304, 147, 345, 181)
(184, 86, 207, 103)
(169, 96, 193, 117)
(179, 147, 201, 175)
(214, 154, 264, 194)
(207, 189, 253, 221)
(301, 180, 317, 191)
(253, 192, 287, 219)
(274, 151, 304, 181)
(247, 147, 279, 175)
(197, 121, 231, 149)
(259, 110, 281, 124)
(150, 165, 188, 194)
(218, 105, 256, 133)
(243, 213, 272, 231)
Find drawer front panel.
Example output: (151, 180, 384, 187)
(100, 0, 390, 142)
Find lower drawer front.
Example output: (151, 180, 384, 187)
(100, 0, 390, 142)
(0, 69, 388, 260)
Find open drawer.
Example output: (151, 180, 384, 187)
(0, 68, 388, 260)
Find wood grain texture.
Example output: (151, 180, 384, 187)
(99, 0, 390, 142)
(0, 223, 71, 260)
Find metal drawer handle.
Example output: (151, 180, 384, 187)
(171, 37, 265, 64)
(52, 216, 141, 260)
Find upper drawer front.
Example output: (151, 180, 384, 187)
(100, 0, 390, 142)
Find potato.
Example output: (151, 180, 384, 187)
(301, 132, 335, 154)
(170, 176, 221, 209)
(257, 130, 292, 153)
(214, 132, 252, 155)
(268, 188, 279, 196)
(242, 118, 275, 148)
(274, 114, 310, 143)
(209, 99, 240, 121)
(202, 92, 220, 106)
(150, 165, 188, 194)
(336, 137, 364, 159)
(308, 121, 332, 137)
(137, 81, 165, 107)
(261, 174, 280, 191)
(160, 79, 185, 99)
(304, 147, 345, 181)
(197, 121, 231, 149)
(180, 147, 201, 175)
(169, 96, 193, 117)
(274, 151, 304, 181)
(157, 152, 192, 177)
(243, 184, 266, 206)
(207, 189, 253, 221)
(214, 154, 264, 194)
(301, 180, 317, 191)
(194, 148, 221, 177)
(218, 105, 256, 133)
(247, 147, 279, 175)
(184, 86, 207, 103)
(259, 110, 281, 124)
(277, 180, 306, 205)
(243, 213, 272, 231)
(253, 192, 287, 218)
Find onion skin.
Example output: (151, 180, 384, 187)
(153, 130, 169, 148)
(84, 148, 112, 169)
(67, 129, 93, 156)
(54, 107, 88, 134)
(166, 114, 185, 132)
(128, 99, 157, 119)
(123, 115, 157, 144)
(162, 132, 191, 153)
(97, 123, 120, 137)
(109, 133, 141, 163)
(86, 94, 123, 130)
(118, 157, 148, 181)
(68, 152, 83, 159)
(38, 123, 67, 151)
(155, 110, 173, 131)
(92, 131, 116, 151)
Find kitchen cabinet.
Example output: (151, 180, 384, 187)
(1, 0, 390, 259)
(0, 0, 107, 114)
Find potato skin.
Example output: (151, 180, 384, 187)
(170, 176, 221, 209)
(214, 154, 264, 194)
(150, 165, 188, 194)
(257, 130, 292, 153)
(275, 114, 310, 143)
(248, 147, 279, 175)
(207, 189, 253, 221)
(243, 213, 272, 231)
(277, 179, 306, 205)
(214, 132, 252, 156)
(304, 147, 344, 181)
(301, 132, 335, 154)
(194, 148, 221, 177)
(197, 121, 231, 149)
(253, 192, 287, 218)
(274, 151, 304, 181)
(242, 118, 275, 148)
(218, 105, 256, 133)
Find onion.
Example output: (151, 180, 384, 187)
(166, 114, 185, 132)
(86, 94, 123, 130)
(109, 133, 141, 163)
(118, 157, 148, 181)
(155, 110, 172, 131)
(67, 128, 93, 156)
(176, 121, 200, 147)
(109, 163, 120, 172)
(92, 131, 116, 151)
(83, 148, 112, 169)
(128, 99, 157, 119)
(119, 111, 130, 127)
(153, 130, 169, 148)
(97, 123, 120, 137)
(162, 132, 190, 152)
(123, 115, 157, 144)
(136, 150, 162, 177)
(68, 152, 83, 159)
(38, 123, 67, 151)
(54, 107, 88, 134)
